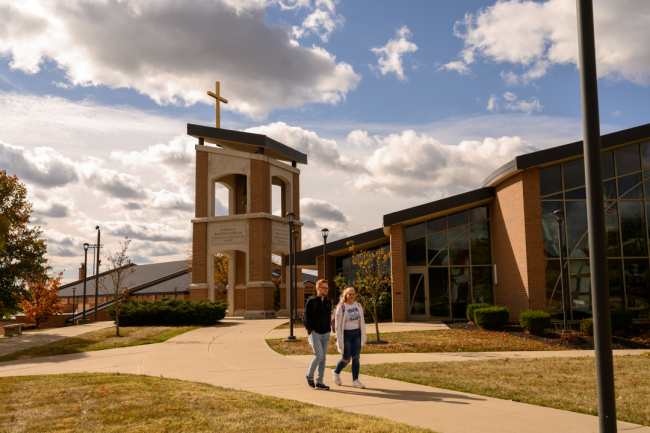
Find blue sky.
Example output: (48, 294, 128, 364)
(1, 0, 649, 281)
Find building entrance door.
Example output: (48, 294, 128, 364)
(407, 268, 428, 320)
(428, 268, 451, 319)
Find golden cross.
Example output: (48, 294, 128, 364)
(207, 81, 228, 128)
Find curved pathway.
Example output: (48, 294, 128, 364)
(0, 318, 648, 433)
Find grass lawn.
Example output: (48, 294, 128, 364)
(360, 354, 650, 426)
(267, 329, 564, 356)
(0, 374, 434, 432)
(0, 326, 198, 363)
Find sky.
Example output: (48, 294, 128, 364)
(1, 0, 650, 282)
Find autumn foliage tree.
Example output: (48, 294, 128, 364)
(214, 254, 228, 293)
(20, 271, 64, 328)
(0, 171, 49, 319)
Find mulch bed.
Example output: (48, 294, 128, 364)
(443, 320, 650, 350)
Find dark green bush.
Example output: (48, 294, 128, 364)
(474, 306, 509, 329)
(519, 310, 551, 334)
(610, 310, 633, 331)
(363, 291, 392, 323)
(580, 318, 593, 335)
(108, 298, 228, 326)
(466, 303, 492, 322)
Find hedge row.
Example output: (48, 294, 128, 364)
(108, 298, 228, 326)
(580, 309, 634, 335)
(466, 303, 492, 322)
(519, 310, 551, 334)
(473, 306, 509, 329)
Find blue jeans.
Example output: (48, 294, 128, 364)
(307, 332, 331, 384)
(334, 328, 361, 381)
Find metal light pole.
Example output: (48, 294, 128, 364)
(284, 212, 296, 342)
(321, 228, 329, 295)
(554, 210, 569, 332)
(293, 230, 299, 316)
(576, 0, 617, 430)
(94, 226, 101, 322)
(72, 287, 76, 323)
(82, 243, 89, 320)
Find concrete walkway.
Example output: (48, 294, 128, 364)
(0, 318, 648, 433)
(0, 322, 114, 357)
(265, 320, 449, 339)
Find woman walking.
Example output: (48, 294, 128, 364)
(332, 287, 367, 389)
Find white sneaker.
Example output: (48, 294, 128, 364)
(332, 371, 342, 386)
(353, 380, 365, 389)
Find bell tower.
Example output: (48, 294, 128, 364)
(187, 83, 308, 318)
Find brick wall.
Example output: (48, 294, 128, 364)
(492, 168, 545, 320)
(246, 287, 274, 311)
(250, 159, 270, 214)
(317, 255, 337, 299)
(236, 251, 247, 285)
(293, 173, 300, 220)
(249, 219, 272, 281)
(195, 150, 208, 218)
(192, 223, 207, 284)
(390, 224, 406, 322)
(235, 288, 246, 310)
(236, 175, 247, 215)
(189, 288, 208, 302)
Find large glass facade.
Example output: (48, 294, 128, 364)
(335, 243, 391, 289)
(541, 140, 650, 319)
(404, 205, 493, 319)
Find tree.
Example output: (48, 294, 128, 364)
(334, 274, 348, 299)
(0, 171, 49, 319)
(214, 254, 228, 292)
(348, 241, 392, 343)
(0, 215, 9, 255)
(100, 237, 135, 337)
(20, 270, 64, 328)
(271, 257, 281, 310)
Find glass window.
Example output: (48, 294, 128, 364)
(542, 201, 565, 258)
(427, 217, 446, 234)
(564, 187, 586, 200)
(615, 143, 641, 176)
(565, 201, 589, 258)
(645, 179, 650, 199)
(645, 170, 650, 179)
(336, 255, 350, 270)
(602, 151, 615, 180)
(641, 141, 650, 170)
(405, 223, 425, 240)
(569, 259, 592, 320)
(542, 192, 563, 200)
(470, 221, 491, 265)
(618, 172, 643, 199)
(471, 266, 493, 304)
(624, 259, 650, 318)
(405, 237, 427, 266)
(427, 231, 448, 266)
(428, 268, 449, 317)
(450, 267, 471, 318)
(619, 201, 647, 256)
(608, 259, 624, 311)
(563, 158, 585, 190)
(540, 164, 563, 197)
(603, 179, 617, 200)
(545, 260, 564, 320)
(605, 202, 621, 257)
(469, 205, 488, 223)
(409, 273, 426, 315)
(448, 225, 469, 265)
(448, 210, 468, 228)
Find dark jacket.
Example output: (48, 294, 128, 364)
(304, 296, 332, 335)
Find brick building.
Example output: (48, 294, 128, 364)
(296, 123, 650, 323)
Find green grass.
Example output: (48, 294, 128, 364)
(360, 354, 650, 426)
(0, 326, 199, 363)
(267, 329, 565, 356)
(0, 374, 435, 432)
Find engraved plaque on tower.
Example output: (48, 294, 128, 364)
(211, 223, 247, 246)
(272, 222, 290, 246)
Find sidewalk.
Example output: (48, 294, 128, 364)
(0, 318, 647, 433)
(265, 320, 449, 339)
(0, 322, 114, 357)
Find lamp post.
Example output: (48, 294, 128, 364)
(94, 226, 101, 322)
(284, 212, 296, 342)
(554, 210, 569, 332)
(293, 230, 299, 317)
(82, 243, 89, 320)
(321, 228, 329, 296)
(576, 0, 617, 430)
(72, 287, 76, 324)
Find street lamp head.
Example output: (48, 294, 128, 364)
(73, 287, 76, 294)
(293, 230, 299, 238)
(95, 226, 99, 230)
(553, 209, 564, 225)
(321, 228, 329, 240)
(83, 242, 90, 251)
(286, 212, 295, 224)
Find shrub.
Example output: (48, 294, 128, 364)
(466, 303, 492, 322)
(580, 318, 593, 335)
(474, 306, 509, 329)
(610, 310, 633, 331)
(108, 298, 228, 326)
(519, 310, 551, 334)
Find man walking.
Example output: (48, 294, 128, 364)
(304, 279, 332, 390)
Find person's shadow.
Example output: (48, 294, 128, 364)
(330, 386, 485, 404)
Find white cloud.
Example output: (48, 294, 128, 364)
(486, 95, 499, 112)
(292, 1, 345, 43)
(351, 131, 537, 198)
(346, 130, 374, 147)
(371, 26, 418, 81)
(440, 60, 472, 75)
(299, 197, 350, 248)
(613, 111, 622, 117)
(0, 0, 360, 118)
(503, 92, 517, 101)
(0, 140, 78, 188)
(446, 0, 650, 86)
(505, 97, 543, 115)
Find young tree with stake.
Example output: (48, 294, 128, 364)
(101, 237, 134, 337)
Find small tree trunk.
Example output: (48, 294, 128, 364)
(115, 305, 120, 337)
(35, 318, 40, 329)
(374, 299, 380, 342)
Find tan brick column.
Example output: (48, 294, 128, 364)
(191, 149, 208, 301)
(390, 224, 406, 322)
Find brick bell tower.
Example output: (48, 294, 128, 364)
(187, 82, 307, 319)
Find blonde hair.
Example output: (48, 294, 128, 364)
(336, 287, 356, 309)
